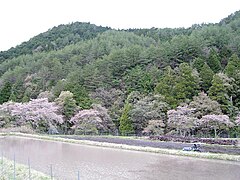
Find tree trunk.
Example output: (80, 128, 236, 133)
(214, 128, 217, 138)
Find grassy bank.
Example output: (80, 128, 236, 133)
(0, 157, 50, 180)
(1, 132, 240, 162)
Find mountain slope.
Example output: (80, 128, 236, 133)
(0, 22, 111, 61)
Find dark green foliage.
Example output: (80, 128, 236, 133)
(192, 57, 206, 72)
(208, 74, 231, 114)
(71, 85, 92, 109)
(219, 10, 240, 25)
(127, 27, 192, 42)
(63, 96, 77, 119)
(224, 54, 240, 78)
(9, 80, 25, 102)
(207, 49, 222, 73)
(155, 66, 178, 107)
(0, 22, 110, 61)
(155, 64, 199, 107)
(199, 63, 214, 92)
(0, 82, 12, 104)
(231, 73, 240, 109)
(53, 81, 92, 109)
(174, 63, 199, 101)
(119, 102, 134, 135)
(124, 66, 159, 94)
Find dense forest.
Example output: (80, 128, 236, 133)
(0, 11, 240, 137)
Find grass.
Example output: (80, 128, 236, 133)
(1, 132, 240, 162)
(0, 157, 50, 180)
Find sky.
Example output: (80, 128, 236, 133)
(0, 0, 240, 51)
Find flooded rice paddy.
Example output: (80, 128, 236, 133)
(0, 136, 239, 180)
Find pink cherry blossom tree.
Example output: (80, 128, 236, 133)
(167, 106, 197, 136)
(70, 104, 116, 135)
(198, 114, 233, 137)
(0, 98, 63, 133)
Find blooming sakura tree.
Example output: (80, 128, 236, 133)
(0, 98, 63, 133)
(130, 94, 169, 135)
(198, 115, 233, 137)
(189, 92, 222, 118)
(167, 106, 197, 136)
(70, 104, 116, 134)
(143, 120, 165, 135)
(37, 91, 55, 101)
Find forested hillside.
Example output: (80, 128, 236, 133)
(0, 22, 110, 61)
(0, 11, 240, 137)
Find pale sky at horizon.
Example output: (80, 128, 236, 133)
(0, 0, 239, 51)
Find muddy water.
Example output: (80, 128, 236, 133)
(0, 136, 239, 180)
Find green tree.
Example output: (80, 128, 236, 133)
(0, 82, 12, 104)
(55, 91, 77, 119)
(53, 80, 92, 109)
(192, 57, 206, 72)
(208, 74, 231, 114)
(155, 66, 178, 107)
(71, 84, 92, 109)
(199, 63, 214, 92)
(124, 66, 158, 94)
(63, 97, 77, 119)
(207, 49, 222, 73)
(173, 63, 199, 102)
(119, 102, 134, 135)
(224, 54, 240, 78)
(9, 80, 25, 102)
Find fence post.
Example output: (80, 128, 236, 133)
(50, 164, 53, 180)
(13, 154, 16, 180)
(78, 170, 80, 180)
(1, 152, 3, 177)
(28, 158, 31, 180)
